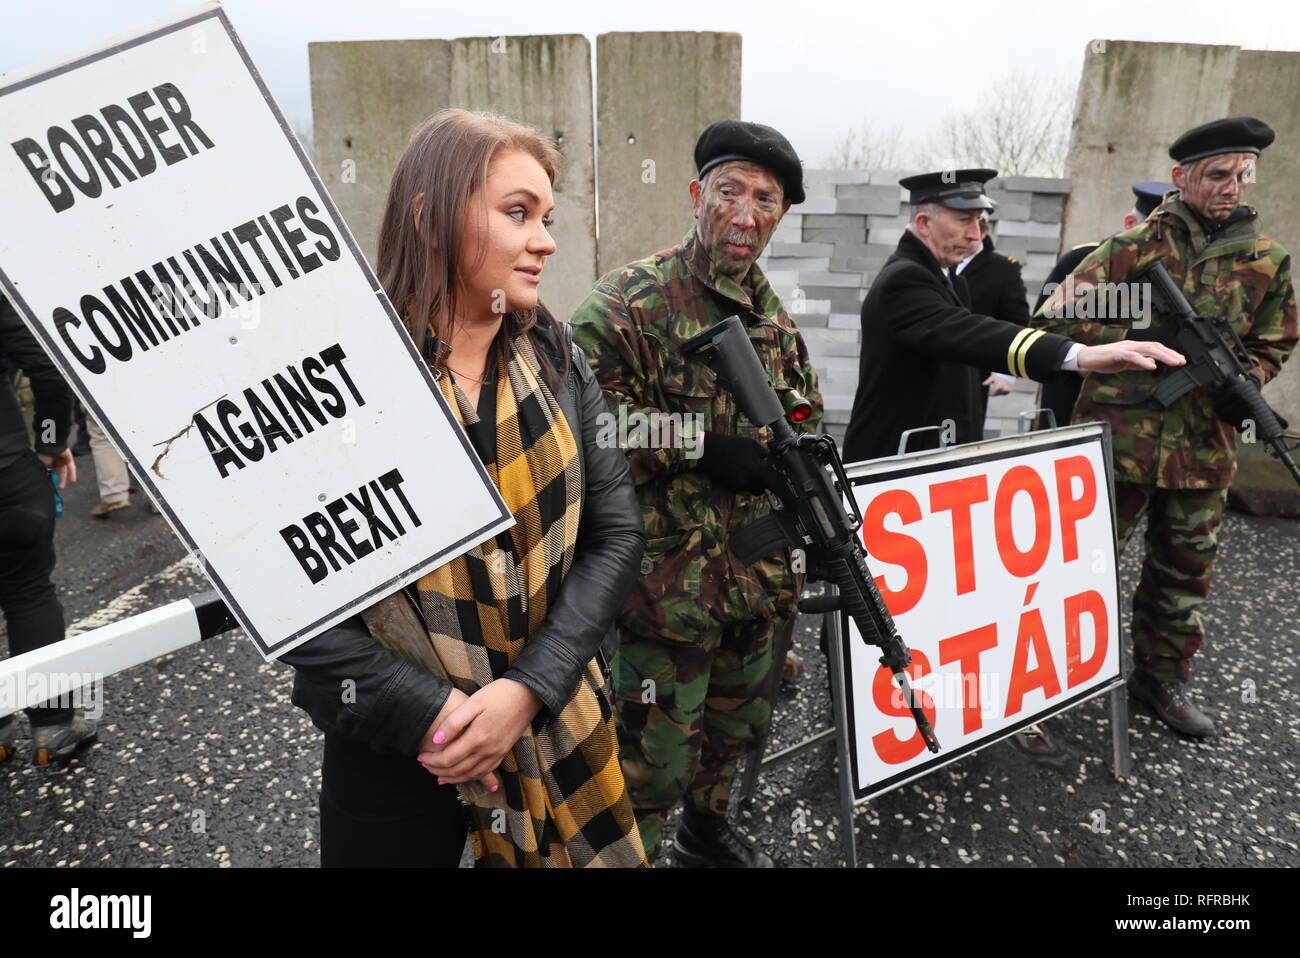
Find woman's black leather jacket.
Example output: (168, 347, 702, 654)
(279, 320, 643, 756)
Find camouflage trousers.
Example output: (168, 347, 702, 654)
(1114, 482, 1228, 683)
(612, 616, 780, 857)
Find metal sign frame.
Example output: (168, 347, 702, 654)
(740, 422, 1133, 867)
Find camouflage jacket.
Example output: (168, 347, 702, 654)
(1031, 195, 1297, 489)
(570, 227, 823, 638)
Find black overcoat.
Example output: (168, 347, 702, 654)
(843, 230, 1071, 463)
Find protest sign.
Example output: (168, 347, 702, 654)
(0, 4, 513, 656)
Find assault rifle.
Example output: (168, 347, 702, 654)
(683, 316, 940, 753)
(1142, 261, 1300, 486)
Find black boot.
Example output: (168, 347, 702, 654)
(1128, 670, 1216, 739)
(673, 806, 775, 868)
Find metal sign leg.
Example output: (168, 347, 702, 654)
(1110, 680, 1133, 779)
(825, 604, 860, 868)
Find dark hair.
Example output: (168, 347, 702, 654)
(375, 108, 568, 387)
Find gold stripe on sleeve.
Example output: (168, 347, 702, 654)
(1006, 328, 1035, 378)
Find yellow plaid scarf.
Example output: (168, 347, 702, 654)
(418, 331, 647, 868)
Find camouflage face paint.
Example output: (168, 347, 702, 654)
(691, 161, 785, 278)
(1176, 153, 1256, 224)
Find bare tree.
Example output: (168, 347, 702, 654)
(927, 71, 1076, 176)
(823, 122, 909, 170)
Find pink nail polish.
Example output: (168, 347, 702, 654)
(433, 731, 445, 745)
(437, 778, 446, 785)
(490, 785, 499, 792)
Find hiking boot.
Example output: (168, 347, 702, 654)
(673, 806, 775, 868)
(89, 499, 129, 518)
(0, 714, 18, 763)
(1128, 670, 1216, 739)
(31, 712, 99, 766)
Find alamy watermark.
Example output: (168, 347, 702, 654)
(1040, 281, 1153, 327)
(595, 406, 705, 460)
(0, 671, 104, 719)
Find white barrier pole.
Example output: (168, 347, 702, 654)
(0, 592, 236, 717)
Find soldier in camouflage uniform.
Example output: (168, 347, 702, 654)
(570, 120, 820, 866)
(1033, 117, 1297, 738)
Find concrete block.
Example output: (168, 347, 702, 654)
(798, 179, 838, 198)
(800, 286, 865, 314)
(830, 256, 872, 272)
(765, 256, 832, 272)
(986, 190, 1031, 221)
(834, 184, 904, 216)
(763, 270, 801, 288)
(810, 354, 860, 372)
(804, 227, 867, 245)
(1027, 234, 1064, 254)
(805, 340, 862, 359)
(835, 182, 902, 200)
(768, 241, 834, 257)
(1030, 192, 1065, 223)
(802, 326, 860, 344)
(792, 312, 829, 328)
(788, 298, 832, 314)
(867, 226, 905, 246)
(803, 214, 869, 230)
(867, 213, 911, 230)
(995, 219, 1061, 239)
(996, 175, 1071, 194)
(827, 242, 874, 258)
(790, 196, 838, 215)
(772, 224, 804, 244)
(829, 313, 861, 329)
(800, 270, 864, 288)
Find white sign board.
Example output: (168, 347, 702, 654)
(840, 425, 1122, 800)
(0, 4, 512, 657)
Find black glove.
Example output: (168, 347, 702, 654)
(1126, 325, 1180, 349)
(697, 432, 769, 494)
(1212, 376, 1289, 432)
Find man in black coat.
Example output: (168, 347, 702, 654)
(957, 213, 1030, 419)
(842, 170, 1182, 463)
(1033, 182, 1174, 429)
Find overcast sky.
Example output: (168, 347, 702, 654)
(4, 0, 1299, 166)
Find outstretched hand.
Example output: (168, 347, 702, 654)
(1076, 340, 1185, 374)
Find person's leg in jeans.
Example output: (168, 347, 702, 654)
(319, 730, 468, 867)
(0, 451, 73, 726)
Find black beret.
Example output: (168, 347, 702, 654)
(695, 119, 805, 206)
(1131, 180, 1174, 218)
(1169, 116, 1274, 164)
(899, 168, 998, 210)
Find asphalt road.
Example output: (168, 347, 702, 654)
(2, 450, 1297, 868)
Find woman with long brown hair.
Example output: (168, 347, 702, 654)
(281, 109, 647, 868)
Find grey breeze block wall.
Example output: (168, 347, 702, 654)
(758, 169, 1071, 445)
